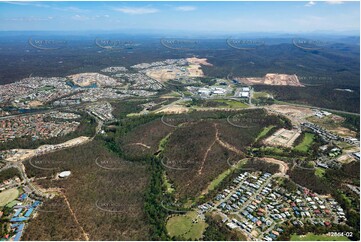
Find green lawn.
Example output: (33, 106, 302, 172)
(255, 125, 275, 142)
(166, 211, 207, 240)
(205, 158, 247, 192)
(294, 133, 315, 152)
(291, 233, 350, 241)
(203, 99, 249, 109)
(0, 188, 19, 206)
(220, 100, 248, 108)
(163, 172, 175, 194)
(253, 91, 270, 99)
(315, 167, 326, 177)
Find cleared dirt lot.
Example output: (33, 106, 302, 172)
(5, 136, 91, 162)
(186, 57, 212, 66)
(237, 73, 304, 87)
(146, 68, 186, 82)
(67, 72, 118, 87)
(264, 128, 301, 148)
(266, 104, 314, 126)
(155, 105, 190, 114)
(261, 157, 289, 175)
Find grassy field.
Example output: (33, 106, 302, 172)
(255, 125, 275, 142)
(192, 158, 245, 204)
(218, 99, 248, 108)
(253, 91, 271, 99)
(294, 133, 315, 152)
(166, 211, 207, 240)
(263, 146, 286, 155)
(163, 172, 175, 194)
(203, 158, 247, 194)
(291, 233, 349, 241)
(315, 167, 326, 177)
(0, 187, 19, 206)
(188, 99, 248, 109)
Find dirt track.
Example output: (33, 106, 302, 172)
(5, 136, 91, 163)
(261, 157, 289, 175)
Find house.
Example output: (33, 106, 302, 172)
(226, 222, 238, 229)
(324, 221, 331, 227)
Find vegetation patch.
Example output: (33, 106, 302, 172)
(119, 119, 174, 159)
(290, 233, 349, 241)
(204, 158, 247, 194)
(166, 211, 207, 240)
(294, 133, 315, 153)
(23, 140, 151, 240)
(315, 167, 326, 178)
(0, 188, 19, 207)
(255, 125, 276, 142)
(0, 167, 21, 182)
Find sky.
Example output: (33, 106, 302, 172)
(0, 1, 359, 34)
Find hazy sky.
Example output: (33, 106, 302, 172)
(0, 1, 359, 34)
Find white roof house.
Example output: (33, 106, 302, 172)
(59, 171, 71, 178)
(240, 92, 249, 97)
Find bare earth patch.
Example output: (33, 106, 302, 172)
(155, 105, 190, 114)
(264, 128, 301, 148)
(329, 127, 357, 138)
(337, 154, 356, 164)
(261, 157, 289, 175)
(237, 73, 304, 87)
(146, 68, 185, 83)
(67, 73, 119, 87)
(186, 57, 213, 66)
(186, 57, 213, 77)
(4, 136, 91, 162)
(266, 104, 314, 126)
(29, 100, 44, 107)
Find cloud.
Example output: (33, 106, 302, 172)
(325, 0, 344, 4)
(114, 7, 159, 15)
(305, 1, 316, 7)
(5, 16, 54, 22)
(175, 6, 196, 12)
(3, 2, 89, 13)
(3, 1, 50, 8)
(56, 6, 88, 13)
(71, 15, 89, 21)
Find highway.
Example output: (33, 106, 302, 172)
(274, 101, 359, 116)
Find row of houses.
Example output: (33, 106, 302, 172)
(301, 122, 338, 141)
(203, 171, 345, 241)
(1, 189, 42, 241)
